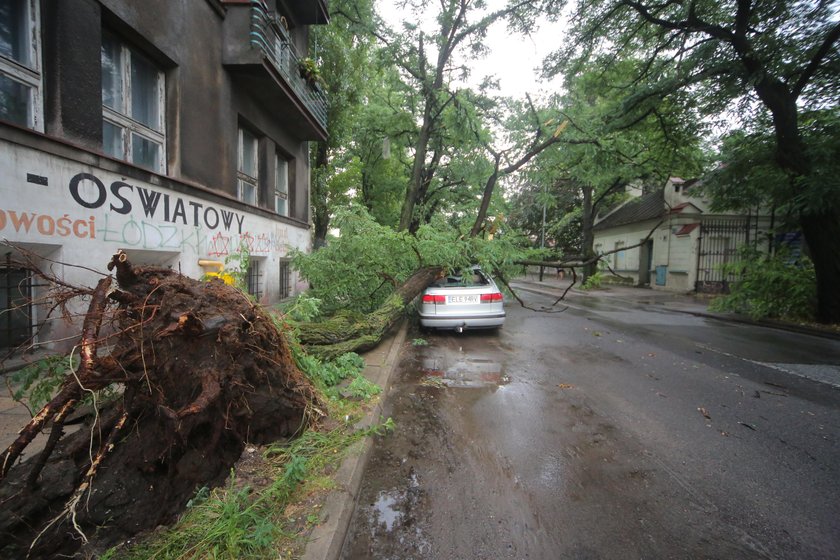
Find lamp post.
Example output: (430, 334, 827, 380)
(539, 183, 546, 281)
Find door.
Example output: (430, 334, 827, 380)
(638, 239, 653, 286)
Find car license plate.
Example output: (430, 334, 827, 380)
(448, 295, 478, 304)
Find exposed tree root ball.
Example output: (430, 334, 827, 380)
(0, 253, 317, 558)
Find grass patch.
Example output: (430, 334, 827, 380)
(106, 414, 394, 560)
(102, 346, 394, 560)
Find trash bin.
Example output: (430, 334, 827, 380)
(655, 265, 667, 286)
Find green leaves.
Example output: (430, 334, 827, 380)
(292, 205, 527, 316)
(10, 355, 72, 411)
(710, 247, 817, 322)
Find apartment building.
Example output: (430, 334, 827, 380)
(0, 0, 329, 353)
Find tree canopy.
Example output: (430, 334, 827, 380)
(303, 0, 838, 322)
(546, 0, 840, 320)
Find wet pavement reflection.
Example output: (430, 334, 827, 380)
(340, 293, 840, 559)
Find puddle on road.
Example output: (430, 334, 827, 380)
(364, 472, 431, 554)
(372, 492, 401, 531)
(420, 354, 510, 388)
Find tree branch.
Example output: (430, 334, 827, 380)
(793, 21, 840, 98)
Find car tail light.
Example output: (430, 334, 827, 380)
(422, 294, 445, 304)
(480, 292, 503, 303)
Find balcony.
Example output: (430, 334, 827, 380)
(223, 1, 328, 140)
(285, 0, 329, 24)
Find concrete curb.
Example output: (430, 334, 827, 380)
(301, 321, 409, 560)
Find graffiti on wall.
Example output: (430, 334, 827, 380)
(207, 229, 289, 257)
(1, 169, 293, 257)
(0, 209, 95, 239)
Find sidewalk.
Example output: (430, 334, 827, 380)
(511, 271, 840, 340)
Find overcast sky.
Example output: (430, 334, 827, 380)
(376, 0, 567, 100)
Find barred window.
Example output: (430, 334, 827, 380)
(278, 259, 291, 299)
(1, 265, 32, 351)
(246, 258, 263, 300)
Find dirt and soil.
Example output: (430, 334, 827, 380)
(0, 253, 316, 558)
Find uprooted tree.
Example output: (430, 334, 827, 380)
(0, 246, 446, 558)
(0, 252, 321, 558)
(0, 197, 578, 557)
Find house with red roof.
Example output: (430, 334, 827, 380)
(592, 178, 773, 292)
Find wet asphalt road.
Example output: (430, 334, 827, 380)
(340, 289, 840, 559)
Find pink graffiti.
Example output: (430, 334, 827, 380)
(207, 231, 231, 257)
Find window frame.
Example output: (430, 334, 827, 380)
(614, 240, 627, 270)
(101, 31, 166, 173)
(274, 152, 289, 216)
(246, 257, 263, 301)
(237, 126, 259, 205)
(278, 258, 291, 299)
(0, 0, 42, 131)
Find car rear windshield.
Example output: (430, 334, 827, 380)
(431, 270, 490, 288)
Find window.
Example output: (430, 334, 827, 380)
(237, 127, 258, 205)
(0, 0, 41, 130)
(246, 258, 263, 300)
(274, 153, 288, 216)
(1, 265, 33, 351)
(101, 32, 165, 172)
(614, 241, 626, 270)
(278, 259, 291, 299)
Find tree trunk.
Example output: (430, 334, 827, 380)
(400, 102, 435, 231)
(312, 141, 331, 248)
(470, 159, 501, 237)
(800, 211, 840, 323)
(754, 80, 840, 322)
(298, 265, 444, 359)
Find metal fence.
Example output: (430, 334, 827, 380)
(695, 218, 753, 293)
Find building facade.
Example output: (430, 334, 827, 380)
(0, 0, 328, 354)
(593, 178, 772, 293)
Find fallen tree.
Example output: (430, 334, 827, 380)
(297, 265, 444, 359)
(0, 252, 318, 558)
(0, 209, 521, 556)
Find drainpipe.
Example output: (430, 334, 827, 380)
(198, 260, 224, 273)
(3, 253, 10, 348)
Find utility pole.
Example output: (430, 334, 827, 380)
(539, 184, 546, 281)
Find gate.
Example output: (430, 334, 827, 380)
(695, 218, 752, 293)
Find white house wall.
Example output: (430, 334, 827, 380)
(664, 231, 697, 291)
(592, 221, 659, 284)
(1, 139, 309, 349)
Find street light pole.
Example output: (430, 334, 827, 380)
(539, 183, 546, 281)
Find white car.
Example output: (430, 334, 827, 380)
(418, 267, 505, 332)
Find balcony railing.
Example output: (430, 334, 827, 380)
(249, 1, 328, 130)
